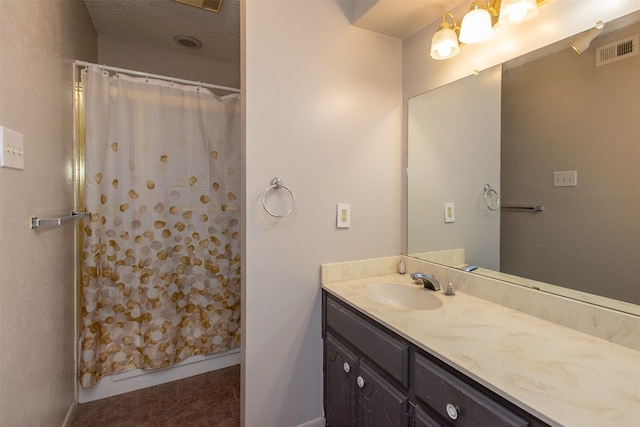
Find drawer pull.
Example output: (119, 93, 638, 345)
(446, 403, 459, 420)
(343, 362, 351, 373)
(357, 376, 366, 389)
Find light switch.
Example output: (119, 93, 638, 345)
(444, 202, 455, 223)
(553, 170, 577, 187)
(0, 126, 25, 170)
(337, 203, 351, 228)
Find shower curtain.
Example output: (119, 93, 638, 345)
(79, 66, 241, 388)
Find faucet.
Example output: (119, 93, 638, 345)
(410, 272, 441, 291)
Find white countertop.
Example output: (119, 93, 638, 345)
(322, 273, 640, 427)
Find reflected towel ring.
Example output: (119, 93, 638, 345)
(484, 184, 500, 211)
(262, 177, 295, 217)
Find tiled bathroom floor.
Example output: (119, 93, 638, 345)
(71, 365, 240, 427)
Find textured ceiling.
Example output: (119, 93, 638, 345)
(83, 0, 460, 66)
(83, 0, 241, 64)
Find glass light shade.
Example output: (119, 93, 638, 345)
(499, 0, 539, 24)
(459, 7, 493, 44)
(430, 27, 460, 60)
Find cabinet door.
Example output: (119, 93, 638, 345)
(358, 361, 408, 427)
(414, 405, 446, 427)
(325, 334, 358, 427)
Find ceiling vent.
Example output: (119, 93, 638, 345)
(596, 34, 638, 66)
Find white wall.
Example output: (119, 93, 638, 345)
(242, 0, 402, 425)
(0, 1, 97, 425)
(97, 36, 240, 91)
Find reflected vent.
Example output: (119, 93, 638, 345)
(596, 35, 638, 66)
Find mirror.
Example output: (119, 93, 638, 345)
(407, 10, 640, 315)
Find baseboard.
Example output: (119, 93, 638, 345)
(297, 417, 326, 427)
(78, 348, 241, 403)
(62, 400, 77, 427)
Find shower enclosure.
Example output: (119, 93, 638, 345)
(75, 63, 241, 397)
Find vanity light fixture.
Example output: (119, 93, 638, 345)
(459, 1, 494, 44)
(431, 13, 461, 60)
(430, 0, 551, 60)
(570, 21, 605, 54)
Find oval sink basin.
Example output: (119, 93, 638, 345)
(366, 282, 443, 310)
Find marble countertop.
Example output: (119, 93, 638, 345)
(322, 273, 640, 427)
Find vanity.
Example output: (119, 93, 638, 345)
(321, 256, 640, 427)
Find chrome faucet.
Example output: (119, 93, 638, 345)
(410, 272, 441, 291)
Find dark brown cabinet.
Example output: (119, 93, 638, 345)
(323, 291, 550, 427)
(324, 295, 409, 426)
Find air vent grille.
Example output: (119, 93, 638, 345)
(596, 35, 638, 66)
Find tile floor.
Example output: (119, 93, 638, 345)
(71, 365, 240, 427)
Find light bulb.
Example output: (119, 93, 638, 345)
(459, 6, 493, 44)
(499, 0, 539, 24)
(507, 3, 528, 22)
(437, 45, 453, 58)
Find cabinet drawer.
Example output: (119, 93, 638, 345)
(414, 354, 528, 427)
(326, 296, 409, 387)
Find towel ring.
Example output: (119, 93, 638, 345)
(484, 184, 500, 211)
(262, 177, 295, 217)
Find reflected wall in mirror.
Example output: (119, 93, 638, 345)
(408, 10, 640, 314)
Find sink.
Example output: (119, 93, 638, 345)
(366, 282, 443, 310)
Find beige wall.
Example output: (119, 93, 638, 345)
(243, 1, 402, 425)
(0, 1, 97, 426)
(97, 36, 240, 91)
(501, 22, 640, 304)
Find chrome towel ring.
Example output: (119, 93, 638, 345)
(484, 184, 500, 211)
(262, 177, 295, 217)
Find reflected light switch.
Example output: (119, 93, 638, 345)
(0, 126, 25, 170)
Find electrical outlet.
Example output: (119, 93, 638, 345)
(444, 202, 455, 223)
(0, 126, 24, 170)
(553, 171, 577, 187)
(337, 203, 351, 228)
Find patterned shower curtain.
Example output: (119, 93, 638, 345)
(79, 66, 241, 388)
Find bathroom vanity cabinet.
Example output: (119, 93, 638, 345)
(322, 291, 550, 427)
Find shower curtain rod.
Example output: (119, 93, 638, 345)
(74, 60, 241, 94)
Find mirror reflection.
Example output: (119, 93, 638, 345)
(407, 10, 640, 313)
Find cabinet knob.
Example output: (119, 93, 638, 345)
(446, 403, 459, 420)
(343, 362, 351, 373)
(356, 376, 365, 389)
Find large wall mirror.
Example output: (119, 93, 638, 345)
(408, 9, 640, 316)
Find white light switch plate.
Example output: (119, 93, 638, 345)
(0, 126, 24, 170)
(337, 203, 351, 228)
(444, 202, 455, 223)
(554, 170, 577, 187)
